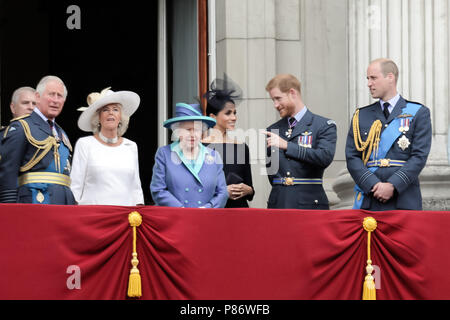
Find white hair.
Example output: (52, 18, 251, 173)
(36, 75, 68, 99)
(170, 121, 208, 141)
(11, 87, 36, 104)
(90, 103, 130, 137)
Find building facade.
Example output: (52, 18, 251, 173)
(1, 0, 449, 209)
(199, 0, 450, 209)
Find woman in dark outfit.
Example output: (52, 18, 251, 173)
(202, 77, 255, 208)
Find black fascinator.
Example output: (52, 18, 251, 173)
(203, 74, 243, 116)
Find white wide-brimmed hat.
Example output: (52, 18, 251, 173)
(77, 87, 140, 132)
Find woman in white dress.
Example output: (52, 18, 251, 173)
(70, 88, 144, 206)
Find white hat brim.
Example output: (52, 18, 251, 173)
(77, 91, 140, 132)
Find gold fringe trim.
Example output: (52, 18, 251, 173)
(18, 120, 60, 172)
(128, 211, 143, 298)
(362, 217, 377, 300)
(352, 110, 382, 165)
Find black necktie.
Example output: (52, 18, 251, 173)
(383, 102, 390, 120)
(288, 117, 297, 128)
(48, 120, 60, 140)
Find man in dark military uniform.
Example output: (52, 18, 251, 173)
(264, 74, 337, 209)
(0, 87, 36, 144)
(0, 125, 5, 144)
(345, 58, 432, 211)
(0, 76, 75, 204)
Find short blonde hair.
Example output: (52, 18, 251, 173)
(265, 74, 301, 94)
(90, 103, 130, 137)
(371, 58, 399, 83)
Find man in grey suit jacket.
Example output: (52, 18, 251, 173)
(264, 74, 337, 209)
(346, 58, 432, 211)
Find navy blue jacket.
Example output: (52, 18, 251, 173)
(345, 96, 432, 210)
(266, 109, 337, 209)
(0, 111, 75, 204)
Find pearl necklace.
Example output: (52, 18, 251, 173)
(99, 132, 118, 144)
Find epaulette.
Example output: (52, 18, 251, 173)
(405, 100, 424, 107)
(10, 114, 31, 122)
(357, 103, 375, 111)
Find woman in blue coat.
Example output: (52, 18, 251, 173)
(150, 103, 228, 208)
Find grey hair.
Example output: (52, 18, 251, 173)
(91, 103, 130, 137)
(36, 75, 68, 99)
(170, 121, 208, 141)
(11, 87, 36, 104)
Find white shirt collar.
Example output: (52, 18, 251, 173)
(34, 107, 53, 124)
(289, 106, 308, 123)
(380, 94, 400, 113)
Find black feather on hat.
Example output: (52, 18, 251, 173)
(203, 74, 243, 115)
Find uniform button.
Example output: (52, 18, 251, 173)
(185, 188, 190, 192)
(287, 172, 291, 176)
(184, 200, 189, 204)
(272, 149, 276, 153)
(315, 200, 319, 204)
(198, 201, 202, 205)
(198, 189, 203, 193)
(385, 124, 388, 128)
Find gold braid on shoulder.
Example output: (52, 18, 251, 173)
(18, 120, 60, 173)
(352, 110, 382, 165)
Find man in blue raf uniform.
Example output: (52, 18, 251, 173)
(0, 76, 75, 204)
(0, 87, 36, 146)
(264, 74, 337, 209)
(346, 58, 432, 211)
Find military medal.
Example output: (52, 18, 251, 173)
(64, 159, 72, 174)
(285, 128, 293, 138)
(397, 117, 411, 150)
(36, 191, 45, 203)
(286, 118, 298, 138)
(298, 131, 313, 148)
(62, 133, 73, 152)
(399, 118, 410, 133)
(398, 135, 411, 151)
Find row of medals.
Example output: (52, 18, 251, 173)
(397, 118, 411, 151)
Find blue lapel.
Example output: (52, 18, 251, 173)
(386, 96, 407, 123)
(171, 142, 207, 185)
(30, 111, 52, 137)
(290, 110, 313, 140)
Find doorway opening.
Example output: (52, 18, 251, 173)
(0, 0, 158, 204)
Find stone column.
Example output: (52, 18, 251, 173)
(333, 0, 450, 210)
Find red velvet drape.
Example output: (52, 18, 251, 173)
(0, 204, 449, 300)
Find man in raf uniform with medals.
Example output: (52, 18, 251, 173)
(264, 74, 337, 209)
(0, 87, 36, 146)
(346, 58, 432, 211)
(0, 76, 75, 204)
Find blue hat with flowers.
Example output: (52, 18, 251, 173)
(163, 103, 216, 129)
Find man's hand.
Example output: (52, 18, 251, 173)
(371, 182, 395, 203)
(264, 131, 288, 150)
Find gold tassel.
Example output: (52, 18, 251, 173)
(362, 217, 377, 300)
(128, 211, 143, 298)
